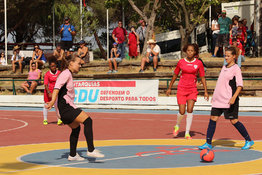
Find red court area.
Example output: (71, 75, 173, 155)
(0, 110, 262, 147)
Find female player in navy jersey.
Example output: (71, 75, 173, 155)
(199, 46, 254, 150)
(46, 54, 104, 161)
(166, 44, 209, 139)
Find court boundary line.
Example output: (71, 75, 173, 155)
(0, 118, 28, 133)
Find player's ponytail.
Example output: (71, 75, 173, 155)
(60, 53, 80, 71)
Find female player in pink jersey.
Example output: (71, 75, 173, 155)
(166, 44, 209, 139)
(199, 46, 254, 150)
(45, 54, 104, 161)
(43, 57, 62, 125)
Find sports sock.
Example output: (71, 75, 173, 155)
(176, 113, 184, 127)
(233, 121, 251, 141)
(206, 119, 217, 144)
(185, 113, 193, 135)
(83, 117, 95, 152)
(69, 125, 80, 157)
(43, 105, 48, 121)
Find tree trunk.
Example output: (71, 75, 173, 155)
(143, 13, 156, 55)
(94, 31, 106, 60)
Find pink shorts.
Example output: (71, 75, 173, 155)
(177, 90, 198, 105)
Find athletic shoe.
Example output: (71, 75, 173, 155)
(212, 55, 216, 57)
(139, 69, 144, 73)
(241, 140, 254, 150)
(198, 142, 212, 150)
(153, 68, 157, 72)
(87, 149, 104, 158)
(43, 120, 48, 125)
(57, 119, 63, 125)
(113, 70, 118, 73)
(68, 153, 85, 161)
(185, 134, 192, 140)
(107, 70, 113, 74)
(173, 125, 179, 137)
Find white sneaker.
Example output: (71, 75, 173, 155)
(87, 149, 104, 158)
(68, 153, 85, 161)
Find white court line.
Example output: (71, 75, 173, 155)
(0, 118, 28, 133)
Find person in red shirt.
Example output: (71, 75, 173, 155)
(166, 44, 209, 139)
(128, 26, 139, 58)
(112, 20, 128, 59)
(43, 57, 62, 125)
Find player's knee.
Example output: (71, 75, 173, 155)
(210, 116, 218, 121)
(230, 119, 238, 125)
(83, 117, 92, 126)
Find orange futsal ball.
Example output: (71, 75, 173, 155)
(200, 148, 214, 162)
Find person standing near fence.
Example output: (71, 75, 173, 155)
(59, 17, 76, 52)
(43, 57, 62, 125)
(136, 19, 147, 54)
(112, 20, 128, 59)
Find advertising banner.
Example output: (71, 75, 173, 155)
(74, 80, 159, 105)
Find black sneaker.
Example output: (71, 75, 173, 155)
(139, 69, 144, 73)
(153, 68, 157, 72)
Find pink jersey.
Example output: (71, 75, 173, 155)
(44, 70, 61, 92)
(54, 69, 77, 109)
(212, 64, 243, 108)
(174, 58, 205, 91)
(28, 69, 41, 80)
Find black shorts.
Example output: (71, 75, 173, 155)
(61, 41, 73, 51)
(58, 98, 82, 124)
(211, 100, 239, 119)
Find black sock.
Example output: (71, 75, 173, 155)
(69, 125, 80, 157)
(206, 119, 217, 144)
(233, 121, 251, 141)
(83, 117, 95, 152)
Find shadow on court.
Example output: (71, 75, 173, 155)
(56, 150, 102, 163)
(167, 131, 206, 138)
(0, 161, 42, 171)
(212, 139, 242, 148)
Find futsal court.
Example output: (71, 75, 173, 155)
(0, 107, 262, 175)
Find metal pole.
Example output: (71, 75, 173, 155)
(80, 0, 83, 40)
(107, 9, 109, 59)
(209, 2, 212, 28)
(52, 2, 55, 49)
(4, 0, 7, 65)
(122, 3, 125, 27)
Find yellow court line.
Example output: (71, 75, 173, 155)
(0, 139, 261, 175)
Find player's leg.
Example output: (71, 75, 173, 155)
(70, 111, 104, 158)
(199, 108, 222, 150)
(173, 92, 186, 137)
(230, 119, 254, 150)
(54, 104, 62, 125)
(185, 99, 196, 139)
(43, 103, 48, 125)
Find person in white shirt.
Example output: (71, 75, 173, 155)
(211, 14, 220, 56)
(0, 52, 7, 65)
(11, 45, 25, 74)
(139, 39, 161, 73)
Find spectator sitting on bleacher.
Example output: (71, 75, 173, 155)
(108, 42, 121, 74)
(11, 45, 25, 74)
(20, 62, 41, 95)
(67, 48, 74, 57)
(139, 39, 160, 73)
(31, 44, 47, 69)
(77, 40, 89, 63)
(0, 52, 7, 65)
(53, 44, 65, 70)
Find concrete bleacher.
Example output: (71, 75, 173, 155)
(0, 57, 262, 96)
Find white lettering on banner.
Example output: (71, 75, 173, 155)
(74, 80, 159, 105)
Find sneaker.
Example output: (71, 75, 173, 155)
(139, 69, 144, 73)
(173, 125, 179, 137)
(57, 119, 63, 125)
(113, 70, 118, 73)
(87, 149, 104, 158)
(68, 153, 85, 161)
(212, 55, 216, 57)
(153, 68, 157, 72)
(107, 70, 113, 74)
(43, 120, 48, 125)
(185, 134, 192, 140)
(241, 140, 254, 150)
(198, 142, 212, 150)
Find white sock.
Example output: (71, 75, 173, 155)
(176, 113, 184, 127)
(185, 113, 193, 135)
(43, 105, 48, 121)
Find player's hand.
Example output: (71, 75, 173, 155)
(204, 92, 209, 101)
(228, 97, 236, 105)
(166, 89, 171, 96)
(45, 102, 54, 110)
